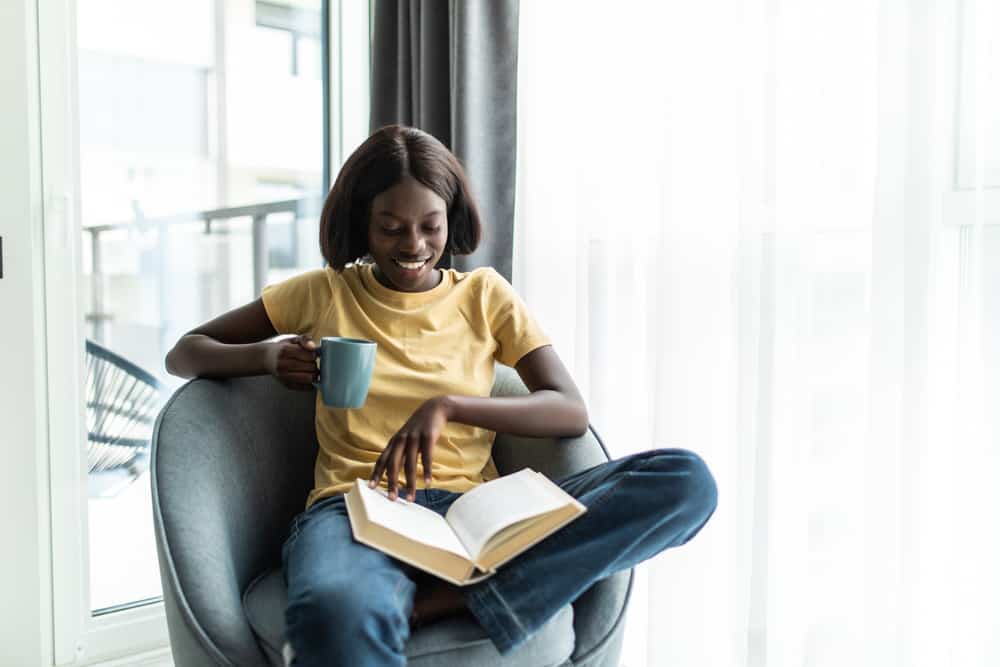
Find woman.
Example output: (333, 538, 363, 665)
(166, 124, 717, 666)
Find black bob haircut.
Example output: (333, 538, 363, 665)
(319, 124, 483, 270)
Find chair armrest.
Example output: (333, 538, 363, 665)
(490, 364, 608, 479)
(152, 376, 316, 666)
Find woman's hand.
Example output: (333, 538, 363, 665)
(264, 335, 319, 391)
(370, 396, 452, 501)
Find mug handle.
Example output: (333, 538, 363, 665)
(311, 354, 321, 389)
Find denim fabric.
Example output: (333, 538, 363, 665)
(281, 448, 718, 665)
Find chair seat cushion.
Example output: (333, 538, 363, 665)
(243, 569, 576, 667)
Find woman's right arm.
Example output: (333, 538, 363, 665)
(165, 298, 319, 390)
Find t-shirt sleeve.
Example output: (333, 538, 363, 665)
(260, 269, 332, 336)
(485, 269, 552, 367)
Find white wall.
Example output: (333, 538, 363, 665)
(0, 0, 55, 665)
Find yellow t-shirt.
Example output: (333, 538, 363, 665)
(261, 262, 551, 509)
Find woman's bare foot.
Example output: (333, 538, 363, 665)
(409, 579, 467, 628)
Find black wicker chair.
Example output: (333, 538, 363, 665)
(86, 339, 164, 496)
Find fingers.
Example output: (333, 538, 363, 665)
(371, 440, 396, 496)
(419, 432, 433, 485)
(368, 400, 447, 502)
(281, 371, 318, 385)
(370, 434, 423, 501)
(278, 369, 318, 388)
(283, 338, 318, 364)
(386, 435, 407, 500)
(404, 440, 418, 501)
(369, 436, 405, 497)
(369, 448, 387, 489)
(293, 334, 318, 352)
(282, 380, 317, 392)
(275, 337, 319, 388)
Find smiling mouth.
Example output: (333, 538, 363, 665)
(393, 258, 431, 270)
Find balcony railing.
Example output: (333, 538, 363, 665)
(83, 196, 323, 343)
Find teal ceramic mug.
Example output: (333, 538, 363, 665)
(313, 337, 377, 408)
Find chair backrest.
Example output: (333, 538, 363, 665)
(153, 375, 317, 666)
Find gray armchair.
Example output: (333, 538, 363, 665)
(151, 365, 632, 666)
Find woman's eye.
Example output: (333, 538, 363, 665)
(424, 226, 442, 233)
(381, 227, 401, 235)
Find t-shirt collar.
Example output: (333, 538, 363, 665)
(358, 261, 452, 307)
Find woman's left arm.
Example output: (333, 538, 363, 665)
(370, 344, 588, 500)
(441, 344, 588, 437)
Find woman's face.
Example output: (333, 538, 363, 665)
(367, 176, 448, 293)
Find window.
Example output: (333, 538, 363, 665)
(78, 0, 328, 616)
(39, 0, 371, 662)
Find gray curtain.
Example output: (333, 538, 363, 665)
(371, 0, 519, 281)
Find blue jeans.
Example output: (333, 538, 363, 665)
(281, 448, 718, 666)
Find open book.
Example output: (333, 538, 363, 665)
(344, 468, 586, 586)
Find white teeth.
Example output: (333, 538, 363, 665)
(395, 259, 428, 270)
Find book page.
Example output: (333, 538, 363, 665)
(356, 482, 469, 559)
(445, 469, 569, 558)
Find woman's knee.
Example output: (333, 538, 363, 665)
(286, 574, 413, 657)
(643, 448, 719, 522)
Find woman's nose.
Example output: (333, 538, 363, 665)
(398, 227, 423, 254)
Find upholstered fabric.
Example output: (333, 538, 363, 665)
(242, 569, 576, 667)
(152, 364, 631, 666)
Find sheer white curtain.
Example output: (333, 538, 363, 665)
(514, 1, 1000, 665)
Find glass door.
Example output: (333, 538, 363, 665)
(75, 0, 327, 615)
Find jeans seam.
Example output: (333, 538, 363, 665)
(486, 577, 528, 638)
(465, 579, 520, 652)
(286, 495, 347, 554)
(390, 574, 413, 653)
(570, 451, 661, 508)
(283, 515, 302, 555)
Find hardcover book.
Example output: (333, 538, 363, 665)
(345, 468, 586, 586)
